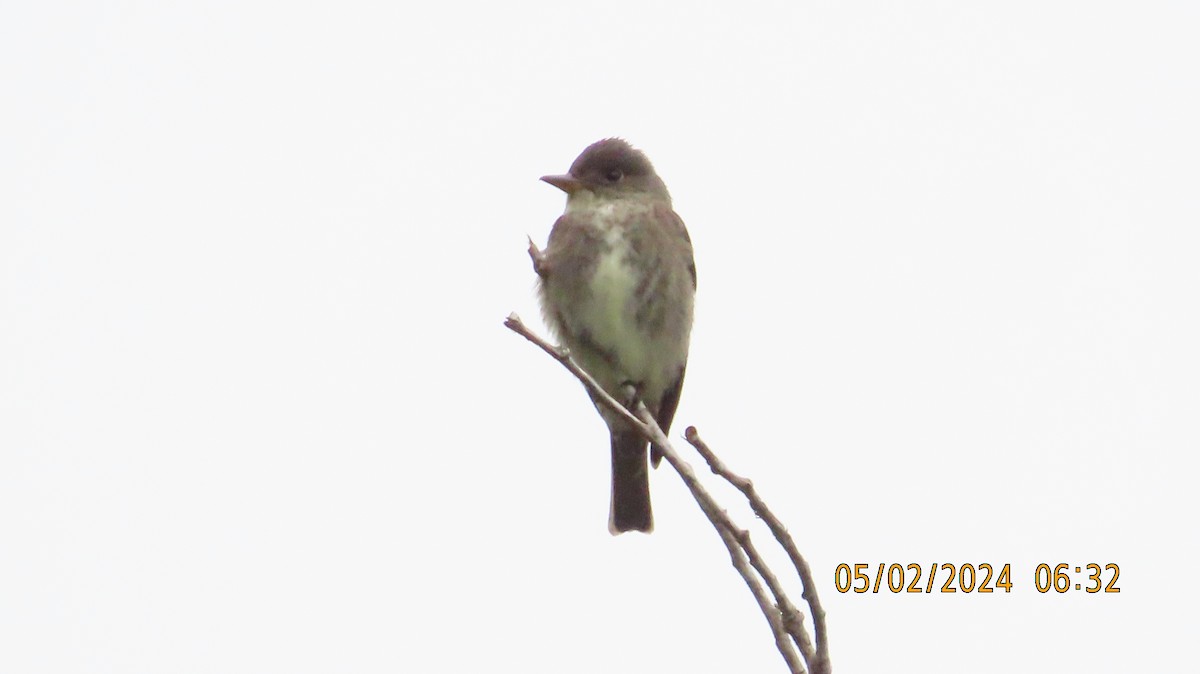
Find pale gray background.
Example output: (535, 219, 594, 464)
(2, 2, 1196, 672)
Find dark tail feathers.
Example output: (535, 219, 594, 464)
(609, 431, 653, 534)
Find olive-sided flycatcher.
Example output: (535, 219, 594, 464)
(537, 138, 696, 534)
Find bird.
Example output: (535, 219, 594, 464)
(537, 138, 696, 534)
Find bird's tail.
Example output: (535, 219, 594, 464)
(609, 431, 653, 534)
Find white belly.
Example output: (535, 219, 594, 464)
(584, 233, 653, 380)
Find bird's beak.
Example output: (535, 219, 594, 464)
(540, 174, 583, 194)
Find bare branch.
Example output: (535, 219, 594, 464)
(685, 427, 830, 674)
(508, 240, 828, 674)
(527, 236, 548, 278)
(504, 314, 640, 430)
(506, 312, 833, 674)
(629, 405, 806, 674)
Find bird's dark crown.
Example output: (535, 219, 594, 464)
(567, 138, 668, 198)
(570, 138, 653, 178)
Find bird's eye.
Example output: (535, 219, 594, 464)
(605, 169, 623, 182)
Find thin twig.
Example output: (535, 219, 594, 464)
(505, 312, 809, 674)
(527, 235, 548, 278)
(630, 405, 805, 674)
(504, 314, 641, 431)
(685, 427, 830, 674)
(510, 237, 825, 673)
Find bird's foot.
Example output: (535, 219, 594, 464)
(618, 381, 642, 410)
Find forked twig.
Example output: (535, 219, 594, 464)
(505, 302, 830, 674)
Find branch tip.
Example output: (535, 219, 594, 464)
(505, 308, 826, 674)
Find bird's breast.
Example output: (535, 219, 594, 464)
(586, 224, 640, 356)
(570, 202, 669, 386)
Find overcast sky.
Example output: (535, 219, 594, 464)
(2, 2, 1197, 673)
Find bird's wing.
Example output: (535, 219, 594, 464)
(651, 361, 687, 468)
